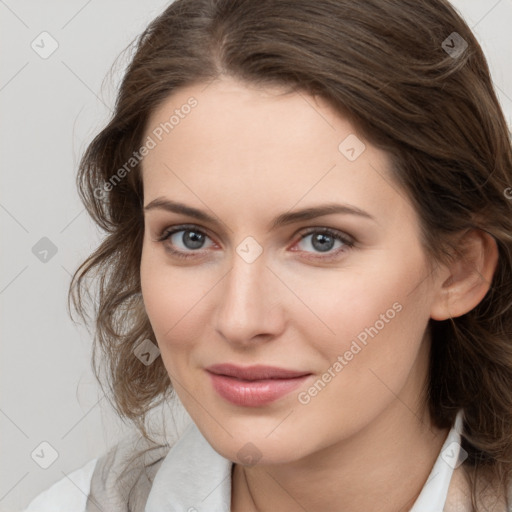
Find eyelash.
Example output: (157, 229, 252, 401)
(155, 224, 355, 261)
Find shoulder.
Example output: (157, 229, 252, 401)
(445, 465, 512, 512)
(87, 431, 171, 510)
(24, 457, 98, 512)
(23, 430, 177, 512)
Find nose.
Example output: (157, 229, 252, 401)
(214, 250, 287, 348)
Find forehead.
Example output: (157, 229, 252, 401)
(140, 77, 409, 224)
(143, 77, 364, 167)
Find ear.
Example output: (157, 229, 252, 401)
(430, 229, 499, 321)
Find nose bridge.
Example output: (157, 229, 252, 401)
(215, 248, 284, 344)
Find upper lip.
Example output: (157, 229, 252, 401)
(206, 363, 311, 381)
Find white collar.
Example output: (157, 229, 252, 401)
(146, 410, 465, 512)
(410, 409, 464, 511)
(145, 421, 232, 511)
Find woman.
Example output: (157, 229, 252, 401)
(25, 0, 512, 510)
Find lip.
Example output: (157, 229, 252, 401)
(205, 364, 312, 407)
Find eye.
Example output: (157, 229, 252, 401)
(292, 228, 354, 258)
(156, 225, 215, 259)
(155, 224, 355, 261)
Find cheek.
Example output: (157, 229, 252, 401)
(290, 254, 432, 412)
(286, 276, 432, 449)
(140, 249, 215, 367)
(282, 248, 431, 362)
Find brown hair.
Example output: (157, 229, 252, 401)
(69, 0, 512, 508)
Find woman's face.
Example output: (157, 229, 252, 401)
(140, 77, 442, 465)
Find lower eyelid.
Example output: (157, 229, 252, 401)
(291, 237, 353, 259)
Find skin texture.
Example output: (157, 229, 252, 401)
(139, 77, 498, 512)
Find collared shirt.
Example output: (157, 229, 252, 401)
(25, 410, 470, 512)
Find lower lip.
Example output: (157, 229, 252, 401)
(207, 372, 311, 407)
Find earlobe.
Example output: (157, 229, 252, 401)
(430, 230, 499, 321)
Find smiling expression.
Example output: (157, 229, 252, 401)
(139, 76, 442, 465)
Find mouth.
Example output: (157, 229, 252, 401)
(205, 364, 313, 407)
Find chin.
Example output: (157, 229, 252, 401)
(191, 415, 311, 466)
(213, 436, 305, 467)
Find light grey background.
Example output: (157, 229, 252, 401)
(1, 1, 511, 510)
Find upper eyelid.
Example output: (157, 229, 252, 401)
(157, 224, 215, 241)
(157, 224, 354, 247)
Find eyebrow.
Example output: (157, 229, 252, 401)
(143, 197, 376, 230)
